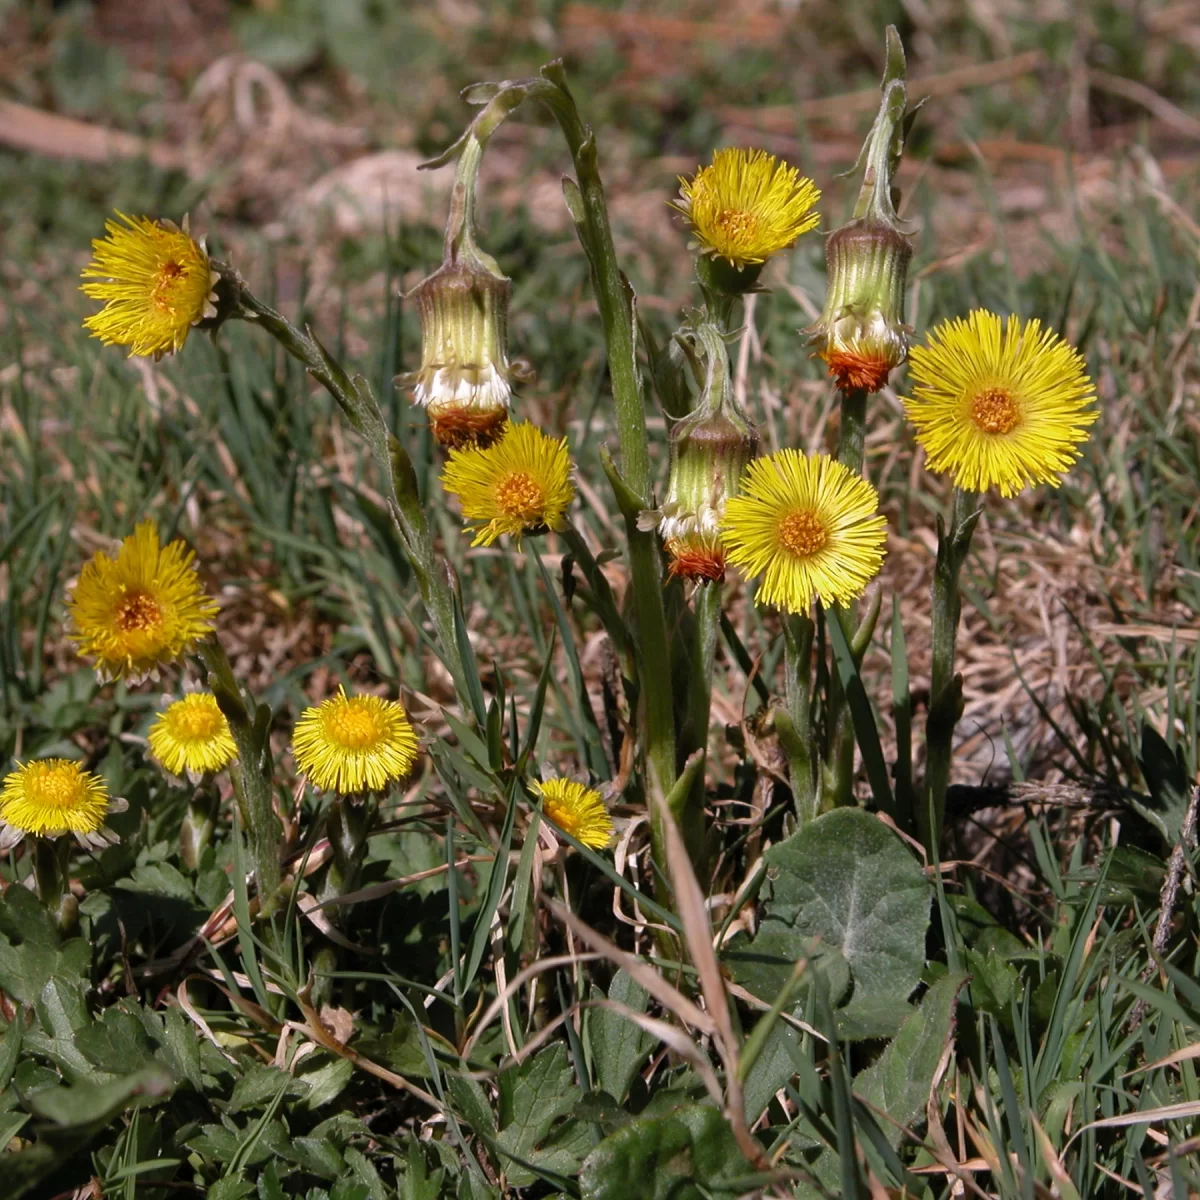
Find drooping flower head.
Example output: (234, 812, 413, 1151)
(80, 212, 218, 359)
(531, 778, 613, 850)
(721, 451, 887, 613)
(68, 521, 219, 683)
(292, 687, 419, 795)
(149, 693, 237, 779)
(0, 759, 125, 851)
(902, 311, 1098, 497)
(406, 250, 518, 449)
(441, 422, 574, 548)
(640, 324, 759, 582)
(672, 148, 820, 270)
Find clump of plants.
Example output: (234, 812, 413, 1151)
(2, 25, 1197, 1200)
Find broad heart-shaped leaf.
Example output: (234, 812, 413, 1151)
(733, 809, 929, 1024)
(0, 885, 90, 1006)
(579, 1104, 756, 1200)
(587, 969, 656, 1103)
(495, 1042, 596, 1188)
(854, 972, 966, 1147)
(1135, 725, 1192, 845)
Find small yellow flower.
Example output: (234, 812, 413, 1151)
(671, 148, 821, 267)
(292, 687, 419, 795)
(68, 521, 219, 683)
(903, 310, 1098, 497)
(440, 422, 574, 548)
(149, 693, 237, 778)
(0, 759, 125, 851)
(81, 212, 219, 359)
(531, 778, 613, 850)
(721, 451, 887, 613)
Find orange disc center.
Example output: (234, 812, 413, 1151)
(970, 387, 1021, 434)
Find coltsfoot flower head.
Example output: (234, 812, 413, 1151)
(721, 451, 887, 613)
(809, 219, 913, 393)
(292, 687, 419, 795)
(531, 778, 613, 850)
(81, 212, 219, 359)
(672, 148, 820, 279)
(0, 759, 126, 851)
(903, 310, 1098, 497)
(640, 327, 759, 582)
(441, 422, 574, 548)
(68, 521, 219, 683)
(149, 693, 237, 779)
(406, 252, 518, 449)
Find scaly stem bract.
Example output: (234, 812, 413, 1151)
(918, 487, 982, 856)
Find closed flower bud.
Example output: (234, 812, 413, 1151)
(640, 326, 759, 582)
(406, 250, 517, 449)
(808, 218, 913, 394)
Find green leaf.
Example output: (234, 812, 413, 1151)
(588, 969, 656, 1103)
(738, 809, 929, 1019)
(0, 886, 90, 1005)
(579, 1104, 756, 1200)
(74, 1003, 156, 1075)
(854, 973, 965, 1147)
(495, 1043, 594, 1187)
(1136, 724, 1191, 844)
(27, 1064, 174, 1128)
(723, 923, 850, 1010)
(742, 1020, 797, 1124)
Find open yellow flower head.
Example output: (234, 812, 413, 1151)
(722, 451, 887, 613)
(292, 687, 419, 795)
(68, 521, 219, 683)
(440, 422, 574, 548)
(672, 148, 821, 268)
(902, 310, 1098, 497)
(0, 759, 125, 851)
(531, 778, 613, 850)
(81, 212, 219, 359)
(149, 693, 237, 779)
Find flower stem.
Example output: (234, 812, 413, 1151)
(678, 579, 720, 870)
(33, 838, 76, 933)
(918, 487, 981, 856)
(782, 614, 818, 825)
(224, 280, 470, 712)
(180, 783, 219, 870)
(200, 640, 282, 914)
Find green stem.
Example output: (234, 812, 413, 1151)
(200, 640, 282, 914)
(782, 614, 817, 825)
(32, 838, 75, 932)
(226, 282, 470, 709)
(321, 795, 376, 906)
(822, 386, 870, 807)
(677, 579, 720, 870)
(918, 488, 981, 856)
(180, 783, 219, 870)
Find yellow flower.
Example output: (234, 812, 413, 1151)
(671, 148, 821, 267)
(0, 759, 125, 851)
(149, 693, 237, 778)
(903, 310, 1098, 497)
(440, 422, 574, 548)
(292, 687, 419, 795)
(81, 212, 219, 359)
(68, 521, 219, 683)
(531, 778, 613, 850)
(721, 451, 887, 613)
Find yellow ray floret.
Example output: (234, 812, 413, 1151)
(68, 521, 219, 683)
(671, 148, 821, 267)
(903, 310, 1098, 497)
(81, 212, 218, 359)
(531, 778, 613, 850)
(721, 451, 887, 614)
(0, 759, 111, 846)
(149, 693, 237, 777)
(440, 422, 575, 547)
(292, 687, 419, 795)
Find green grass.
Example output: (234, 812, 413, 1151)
(1, 2, 1199, 1197)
